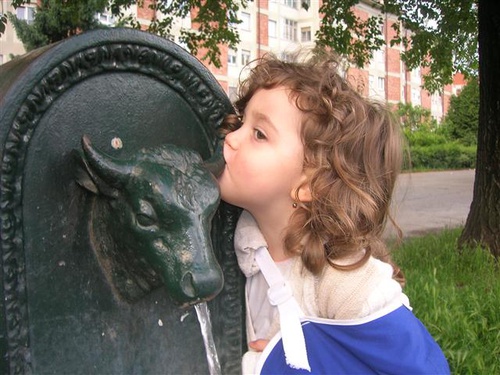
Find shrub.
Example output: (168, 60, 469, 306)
(408, 143, 476, 170)
(397, 101, 477, 171)
(397, 103, 439, 132)
(404, 129, 448, 147)
(442, 80, 479, 146)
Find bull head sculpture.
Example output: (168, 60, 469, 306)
(75, 135, 224, 307)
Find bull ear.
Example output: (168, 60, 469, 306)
(76, 135, 131, 197)
(202, 140, 225, 178)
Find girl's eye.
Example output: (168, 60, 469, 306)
(254, 129, 267, 140)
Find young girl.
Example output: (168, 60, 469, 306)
(218, 53, 449, 374)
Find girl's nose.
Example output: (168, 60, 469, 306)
(224, 128, 241, 150)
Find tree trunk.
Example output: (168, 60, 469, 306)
(458, 0, 500, 257)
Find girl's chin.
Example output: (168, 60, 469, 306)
(219, 193, 246, 210)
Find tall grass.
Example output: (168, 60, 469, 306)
(391, 228, 500, 374)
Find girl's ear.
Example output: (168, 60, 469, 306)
(297, 185, 312, 202)
(292, 174, 312, 203)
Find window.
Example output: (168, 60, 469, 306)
(411, 68, 421, 83)
(241, 50, 251, 65)
(369, 75, 384, 98)
(411, 87, 421, 105)
(96, 12, 116, 26)
(300, 27, 311, 42)
(240, 12, 251, 31)
(228, 50, 237, 65)
(283, 0, 298, 9)
(16, 6, 35, 24)
(372, 49, 384, 65)
(281, 52, 294, 62)
(268, 20, 277, 38)
(430, 93, 443, 121)
(377, 77, 385, 91)
(282, 18, 297, 41)
(431, 93, 442, 106)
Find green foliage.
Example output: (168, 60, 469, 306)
(108, 0, 246, 68)
(315, 0, 386, 67)
(172, 0, 245, 68)
(388, 0, 478, 92)
(409, 143, 476, 170)
(397, 102, 438, 132)
(0, 13, 7, 34)
(442, 80, 479, 146)
(316, 0, 478, 92)
(392, 228, 500, 374)
(7, 0, 108, 52)
(7, 12, 49, 51)
(397, 102, 477, 170)
(404, 129, 447, 147)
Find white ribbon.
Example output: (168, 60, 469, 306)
(255, 247, 311, 372)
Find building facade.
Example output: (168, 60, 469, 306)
(1, 0, 464, 121)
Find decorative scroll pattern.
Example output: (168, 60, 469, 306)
(0, 42, 237, 374)
(211, 203, 244, 375)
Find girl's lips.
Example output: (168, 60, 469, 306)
(213, 156, 226, 178)
(203, 152, 226, 178)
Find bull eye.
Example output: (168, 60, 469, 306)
(136, 199, 158, 228)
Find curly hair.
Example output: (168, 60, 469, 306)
(221, 53, 404, 280)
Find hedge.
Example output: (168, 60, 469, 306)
(407, 143, 476, 170)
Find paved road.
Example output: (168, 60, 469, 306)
(384, 169, 475, 238)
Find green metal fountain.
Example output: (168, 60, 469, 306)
(0, 28, 244, 374)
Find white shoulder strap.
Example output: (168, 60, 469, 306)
(254, 246, 311, 372)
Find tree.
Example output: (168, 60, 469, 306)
(443, 80, 479, 146)
(316, 0, 478, 93)
(7, 0, 108, 52)
(397, 103, 438, 132)
(458, 1, 500, 256)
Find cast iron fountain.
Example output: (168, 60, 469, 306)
(0, 28, 244, 374)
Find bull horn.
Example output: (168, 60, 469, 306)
(81, 135, 132, 187)
(202, 140, 225, 178)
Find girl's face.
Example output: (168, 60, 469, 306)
(218, 87, 307, 215)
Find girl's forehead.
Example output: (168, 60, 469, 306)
(247, 87, 297, 108)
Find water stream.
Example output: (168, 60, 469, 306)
(195, 302, 222, 375)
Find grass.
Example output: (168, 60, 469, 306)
(391, 228, 500, 374)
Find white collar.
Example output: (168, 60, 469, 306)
(234, 210, 267, 277)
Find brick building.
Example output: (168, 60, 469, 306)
(0, 0, 463, 121)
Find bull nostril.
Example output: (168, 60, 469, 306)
(180, 272, 196, 298)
